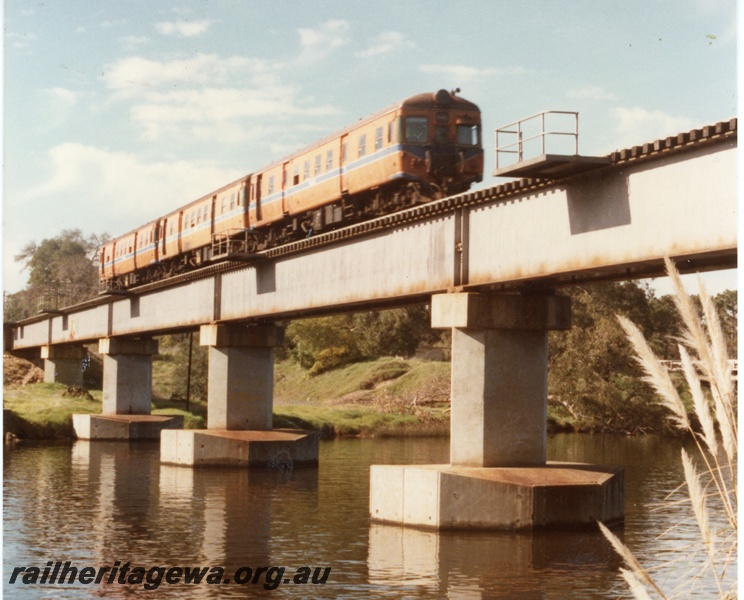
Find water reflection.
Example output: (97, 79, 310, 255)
(368, 523, 620, 598)
(3, 435, 733, 598)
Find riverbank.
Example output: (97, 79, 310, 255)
(3, 355, 576, 441)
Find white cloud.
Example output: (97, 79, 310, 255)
(610, 107, 698, 150)
(567, 85, 617, 102)
(129, 86, 339, 142)
(46, 87, 79, 106)
(101, 54, 339, 142)
(357, 31, 415, 58)
(19, 143, 239, 227)
(120, 35, 151, 49)
(6, 31, 36, 50)
(4, 143, 242, 291)
(155, 19, 212, 38)
(296, 20, 349, 62)
(103, 54, 263, 92)
(419, 64, 526, 80)
(35, 87, 84, 132)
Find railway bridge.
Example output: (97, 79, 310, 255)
(5, 117, 737, 530)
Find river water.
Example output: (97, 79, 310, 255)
(3, 434, 733, 598)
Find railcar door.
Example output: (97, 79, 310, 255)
(159, 219, 166, 256)
(154, 223, 160, 263)
(255, 174, 262, 222)
(133, 231, 140, 271)
(282, 161, 289, 215)
(242, 176, 251, 227)
(177, 211, 184, 253)
(339, 133, 348, 195)
(210, 195, 216, 237)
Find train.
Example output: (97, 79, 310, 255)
(99, 89, 484, 290)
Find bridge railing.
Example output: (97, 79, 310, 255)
(495, 111, 579, 170)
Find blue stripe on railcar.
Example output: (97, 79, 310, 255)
(251, 144, 418, 211)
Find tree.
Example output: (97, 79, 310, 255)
(548, 281, 681, 432)
(713, 289, 737, 357)
(351, 306, 438, 358)
(5, 229, 109, 319)
(286, 315, 362, 375)
(285, 305, 441, 376)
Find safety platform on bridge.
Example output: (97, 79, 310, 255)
(493, 111, 610, 180)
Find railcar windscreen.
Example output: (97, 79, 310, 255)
(457, 124, 479, 145)
(405, 117, 428, 143)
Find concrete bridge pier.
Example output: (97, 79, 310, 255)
(72, 337, 183, 440)
(161, 324, 318, 468)
(370, 292, 624, 530)
(41, 344, 86, 387)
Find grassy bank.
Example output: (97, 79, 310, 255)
(3, 357, 453, 440)
(2, 383, 208, 439)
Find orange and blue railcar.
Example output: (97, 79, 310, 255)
(100, 89, 483, 290)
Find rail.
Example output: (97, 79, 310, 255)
(495, 111, 579, 170)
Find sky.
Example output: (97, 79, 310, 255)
(2, 0, 738, 296)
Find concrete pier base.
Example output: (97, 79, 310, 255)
(370, 293, 624, 530)
(160, 429, 319, 468)
(160, 324, 319, 468)
(72, 414, 184, 440)
(370, 462, 624, 530)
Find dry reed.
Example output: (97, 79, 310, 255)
(602, 258, 737, 599)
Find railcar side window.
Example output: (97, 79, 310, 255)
(304, 160, 310, 180)
(293, 165, 300, 185)
(405, 117, 428, 143)
(314, 155, 321, 176)
(359, 134, 367, 157)
(375, 127, 383, 150)
(457, 124, 479, 145)
(326, 150, 333, 171)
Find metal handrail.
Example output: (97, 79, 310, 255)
(495, 111, 579, 169)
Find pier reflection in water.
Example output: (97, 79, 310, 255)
(3, 435, 723, 598)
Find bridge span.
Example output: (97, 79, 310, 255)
(5, 118, 737, 531)
(8, 118, 736, 349)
